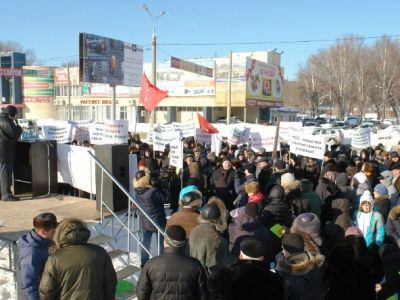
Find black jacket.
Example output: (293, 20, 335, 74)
(136, 247, 208, 300)
(386, 206, 400, 247)
(0, 113, 22, 162)
(264, 185, 293, 227)
(209, 167, 236, 210)
(208, 259, 284, 300)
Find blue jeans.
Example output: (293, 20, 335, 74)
(0, 162, 13, 199)
(141, 230, 164, 267)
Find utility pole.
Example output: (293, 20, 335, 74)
(227, 51, 232, 125)
(67, 63, 72, 120)
(143, 4, 165, 125)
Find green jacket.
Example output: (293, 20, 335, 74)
(39, 219, 117, 300)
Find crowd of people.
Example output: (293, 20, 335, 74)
(131, 135, 400, 299)
(12, 131, 400, 299)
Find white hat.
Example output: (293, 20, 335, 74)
(360, 190, 373, 206)
(353, 172, 367, 184)
(281, 173, 295, 187)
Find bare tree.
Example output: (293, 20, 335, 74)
(0, 40, 36, 65)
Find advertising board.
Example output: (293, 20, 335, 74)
(22, 66, 54, 103)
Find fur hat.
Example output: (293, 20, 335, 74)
(292, 213, 322, 246)
(240, 237, 264, 259)
(281, 173, 295, 187)
(245, 181, 260, 194)
(282, 233, 304, 254)
(165, 225, 186, 247)
(188, 162, 199, 176)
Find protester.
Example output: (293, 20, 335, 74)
(166, 186, 202, 239)
(275, 233, 325, 300)
(189, 203, 233, 275)
(281, 173, 308, 216)
(356, 190, 385, 247)
(373, 183, 391, 221)
(209, 237, 284, 300)
(0, 105, 22, 201)
(300, 179, 322, 216)
(209, 158, 236, 210)
(133, 170, 167, 267)
(386, 204, 400, 247)
(290, 213, 322, 254)
(263, 184, 293, 227)
(17, 213, 58, 300)
(39, 218, 117, 299)
(136, 225, 208, 300)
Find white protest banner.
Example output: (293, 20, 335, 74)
(211, 133, 223, 155)
(57, 144, 95, 194)
(170, 139, 183, 169)
(172, 122, 196, 139)
(351, 127, 371, 149)
(88, 123, 105, 145)
(195, 128, 212, 145)
(153, 130, 180, 152)
(371, 126, 400, 149)
(41, 123, 72, 143)
(289, 132, 325, 160)
(102, 120, 129, 144)
(69, 120, 90, 143)
(279, 122, 303, 142)
(227, 127, 250, 145)
(250, 128, 280, 152)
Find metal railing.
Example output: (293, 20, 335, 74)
(87, 151, 165, 264)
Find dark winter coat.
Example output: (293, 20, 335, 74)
(275, 251, 325, 300)
(136, 247, 208, 300)
(303, 163, 320, 190)
(377, 246, 400, 300)
(17, 230, 52, 300)
(257, 167, 272, 193)
(315, 177, 338, 205)
(386, 205, 400, 247)
(266, 169, 287, 191)
(134, 175, 167, 232)
(228, 209, 279, 263)
(284, 181, 309, 217)
(264, 184, 293, 227)
(209, 167, 236, 210)
(374, 194, 391, 221)
(208, 260, 284, 300)
(0, 112, 22, 162)
(39, 219, 117, 300)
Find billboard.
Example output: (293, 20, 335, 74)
(0, 68, 22, 77)
(171, 56, 213, 77)
(54, 67, 80, 86)
(146, 59, 216, 96)
(246, 58, 283, 101)
(22, 66, 54, 103)
(79, 32, 143, 87)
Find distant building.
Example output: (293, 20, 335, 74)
(269, 107, 300, 124)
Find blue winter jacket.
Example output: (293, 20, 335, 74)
(17, 230, 52, 300)
(356, 211, 385, 247)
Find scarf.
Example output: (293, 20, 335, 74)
(248, 192, 265, 204)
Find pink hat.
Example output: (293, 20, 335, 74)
(345, 226, 363, 237)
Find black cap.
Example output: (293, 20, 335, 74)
(390, 162, 400, 171)
(240, 237, 264, 259)
(390, 151, 399, 158)
(282, 233, 304, 254)
(201, 204, 221, 221)
(257, 156, 269, 163)
(2, 105, 18, 117)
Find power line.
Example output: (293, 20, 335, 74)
(157, 34, 400, 46)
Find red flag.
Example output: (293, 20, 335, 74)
(197, 113, 219, 134)
(139, 73, 168, 111)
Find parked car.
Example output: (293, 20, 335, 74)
(312, 128, 344, 144)
(216, 116, 242, 124)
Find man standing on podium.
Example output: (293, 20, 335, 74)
(0, 105, 22, 201)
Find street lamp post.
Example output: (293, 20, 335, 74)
(143, 4, 165, 125)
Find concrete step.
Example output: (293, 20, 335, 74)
(117, 265, 141, 280)
(88, 234, 112, 245)
(108, 248, 128, 259)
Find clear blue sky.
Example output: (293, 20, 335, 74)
(2, 0, 400, 80)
